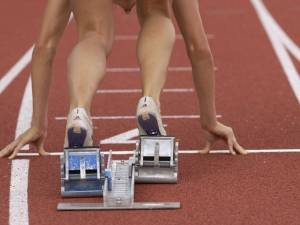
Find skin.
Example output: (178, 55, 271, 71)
(0, 0, 246, 159)
(173, 0, 247, 155)
(136, 0, 175, 104)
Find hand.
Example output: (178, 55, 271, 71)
(0, 127, 48, 159)
(200, 121, 247, 155)
(114, 0, 136, 14)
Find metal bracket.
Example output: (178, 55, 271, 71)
(135, 136, 179, 183)
(60, 147, 105, 197)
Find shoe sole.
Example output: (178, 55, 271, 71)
(137, 113, 161, 136)
(67, 127, 87, 148)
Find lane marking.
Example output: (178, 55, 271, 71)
(55, 115, 222, 120)
(9, 76, 33, 225)
(106, 66, 218, 73)
(96, 88, 194, 94)
(15, 77, 32, 150)
(251, 0, 300, 104)
(0, 46, 33, 95)
(115, 34, 214, 40)
(16, 148, 300, 157)
(106, 67, 192, 73)
(9, 160, 29, 225)
(101, 128, 139, 144)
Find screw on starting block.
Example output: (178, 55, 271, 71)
(60, 147, 105, 197)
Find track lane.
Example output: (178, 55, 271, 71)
(26, 154, 300, 225)
(1, 1, 300, 225)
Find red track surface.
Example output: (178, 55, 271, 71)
(1, 0, 300, 225)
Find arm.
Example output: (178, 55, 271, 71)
(0, 0, 71, 159)
(173, 0, 247, 155)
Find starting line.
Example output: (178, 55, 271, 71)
(16, 148, 300, 157)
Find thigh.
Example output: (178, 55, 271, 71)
(70, 0, 114, 43)
(137, 0, 173, 24)
(37, 0, 71, 47)
(173, 0, 208, 46)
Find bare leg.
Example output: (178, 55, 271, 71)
(136, 0, 175, 104)
(135, 0, 174, 136)
(67, 0, 114, 114)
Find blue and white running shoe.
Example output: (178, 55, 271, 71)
(136, 96, 166, 136)
(64, 107, 93, 148)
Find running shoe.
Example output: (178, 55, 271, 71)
(136, 96, 166, 136)
(64, 107, 93, 148)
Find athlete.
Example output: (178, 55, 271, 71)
(0, 0, 246, 159)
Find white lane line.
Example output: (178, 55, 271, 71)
(115, 34, 214, 40)
(0, 46, 34, 95)
(101, 128, 139, 144)
(106, 66, 218, 73)
(9, 76, 33, 225)
(15, 77, 32, 150)
(55, 115, 222, 120)
(9, 160, 29, 225)
(106, 67, 192, 73)
(96, 88, 194, 94)
(251, 0, 300, 104)
(16, 148, 300, 157)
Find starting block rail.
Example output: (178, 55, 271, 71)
(57, 202, 180, 211)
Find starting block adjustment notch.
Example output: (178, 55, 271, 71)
(103, 152, 135, 207)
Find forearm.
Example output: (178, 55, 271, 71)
(191, 52, 217, 129)
(30, 46, 56, 130)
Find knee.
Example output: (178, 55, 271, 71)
(79, 30, 114, 56)
(186, 41, 214, 65)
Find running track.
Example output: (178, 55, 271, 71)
(0, 0, 300, 225)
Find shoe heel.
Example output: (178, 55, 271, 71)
(138, 114, 161, 136)
(67, 127, 87, 148)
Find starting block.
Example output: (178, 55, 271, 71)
(135, 136, 178, 183)
(58, 136, 180, 211)
(60, 147, 105, 197)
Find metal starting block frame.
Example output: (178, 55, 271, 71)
(135, 136, 179, 183)
(60, 147, 105, 197)
(58, 136, 180, 211)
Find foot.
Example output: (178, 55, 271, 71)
(136, 96, 166, 136)
(64, 107, 93, 148)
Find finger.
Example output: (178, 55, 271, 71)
(199, 141, 211, 154)
(227, 139, 236, 155)
(38, 148, 49, 156)
(233, 141, 247, 155)
(0, 141, 18, 158)
(35, 136, 49, 156)
(37, 144, 49, 156)
(8, 142, 24, 160)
